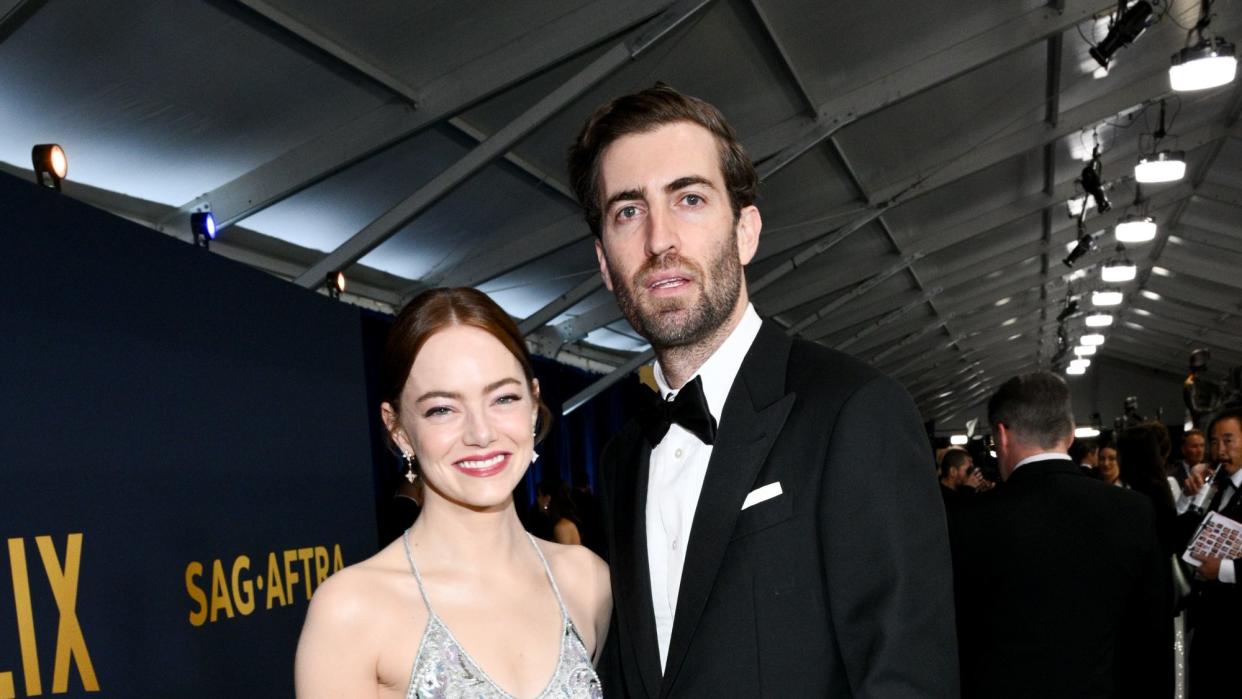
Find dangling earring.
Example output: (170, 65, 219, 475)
(402, 453, 418, 483)
(530, 427, 540, 464)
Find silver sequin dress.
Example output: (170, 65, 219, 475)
(402, 530, 603, 699)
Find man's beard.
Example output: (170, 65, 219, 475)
(608, 226, 743, 350)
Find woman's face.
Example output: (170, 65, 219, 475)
(1098, 447, 1120, 484)
(385, 325, 538, 512)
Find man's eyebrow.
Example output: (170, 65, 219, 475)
(604, 187, 645, 212)
(665, 175, 715, 193)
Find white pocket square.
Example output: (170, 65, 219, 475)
(741, 482, 782, 510)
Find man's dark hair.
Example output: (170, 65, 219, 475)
(987, 372, 1074, 449)
(939, 448, 971, 479)
(1208, 408, 1242, 438)
(1068, 438, 1098, 463)
(567, 83, 759, 238)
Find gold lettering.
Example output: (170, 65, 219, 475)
(185, 561, 207, 626)
(35, 534, 99, 692)
(265, 552, 286, 609)
(0, 671, 14, 699)
(297, 548, 315, 599)
(333, 544, 344, 572)
(313, 546, 329, 588)
(7, 538, 42, 696)
(282, 549, 300, 604)
(232, 556, 255, 616)
(209, 559, 234, 622)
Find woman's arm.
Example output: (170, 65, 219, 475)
(553, 518, 582, 545)
(294, 570, 379, 697)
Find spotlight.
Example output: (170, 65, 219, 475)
(1082, 333, 1106, 346)
(1074, 426, 1101, 438)
(1171, 37, 1237, 91)
(190, 212, 217, 249)
(1115, 214, 1157, 243)
(1134, 150, 1186, 183)
(327, 271, 347, 300)
(1057, 299, 1081, 322)
(1090, 1, 1154, 68)
(1063, 234, 1093, 268)
(31, 144, 68, 191)
(1075, 345, 1099, 356)
(950, 434, 968, 446)
(1067, 365, 1088, 375)
(1080, 158, 1111, 212)
(1085, 313, 1114, 327)
(1093, 289, 1124, 306)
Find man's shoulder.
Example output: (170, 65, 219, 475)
(783, 336, 889, 396)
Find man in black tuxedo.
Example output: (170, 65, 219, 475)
(568, 85, 957, 697)
(948, 372, 1171, 698)
(1184, 409, 1242, 698)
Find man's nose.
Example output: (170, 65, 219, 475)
(644, 206, 679, 258)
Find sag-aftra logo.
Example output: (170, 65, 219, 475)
(2, 534, 98, 697)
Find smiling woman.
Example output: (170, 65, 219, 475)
(294, 288, 610, 699)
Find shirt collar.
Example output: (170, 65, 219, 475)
(1229, 468, 1242, 489)
(653, 303, 762, 424)
(1012, 451, 1071, 473)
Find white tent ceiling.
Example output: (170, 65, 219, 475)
(3, 0, 1240, 423)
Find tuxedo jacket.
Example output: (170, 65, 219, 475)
(948, 460, 1172, 699)
(598, 322, 958, 697)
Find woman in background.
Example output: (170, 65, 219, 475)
(295, 288, 609, 698)
(1098, 443, 1121, 485)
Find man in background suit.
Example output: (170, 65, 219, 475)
(568, 84, 957, 697)
(948, 372, 1171, 698)
(1183, 409, 1242, 698)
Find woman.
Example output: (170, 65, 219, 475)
(1097, 442, 1121, 485)
(538, 479, 584, 546)
(295, 288, 610, 698)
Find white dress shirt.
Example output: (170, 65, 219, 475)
(646, 303, 761, 671)
(1215, 468, 1242, 584)
(1009, 451, 1071, 474)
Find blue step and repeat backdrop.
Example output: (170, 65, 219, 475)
(1, 172, 379, 697)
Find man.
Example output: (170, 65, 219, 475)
(948, 372, 1171, 698)
(1171, 428, 1206, 484)
(1068, 437, 1101, 479)
(569, 85, 957, 697)
(939, 448, 974, 501)
(1183, 409, 1242, 699)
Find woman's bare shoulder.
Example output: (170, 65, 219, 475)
(536, 541, 609, 605)
(306, 541, 416, 626)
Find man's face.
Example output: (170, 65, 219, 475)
(594, 121, 760, 349)
(954, 458, 974, 487)
(1183, 433, 1206, 464)
(1211, 418, 1242, 474)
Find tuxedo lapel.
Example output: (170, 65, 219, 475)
(609, 424, 663, 697)
(659, 323, 795, 695)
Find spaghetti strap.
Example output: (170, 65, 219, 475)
(400, 528, 435, 612)
(525, 533, 570, 622)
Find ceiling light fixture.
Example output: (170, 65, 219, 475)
(1135, 150, 1186, 182)
(1085, 313, 1114, 327)
(1170, 0, 1237, 91)
(1075, 345, 1098, 356)
(1093, 289, 1124, 306)
(1082, 333, 1107, 346)
(1115, 214, 1157, 242)
(1101, 245, 1138, 282)
(190, 212, 217, 250)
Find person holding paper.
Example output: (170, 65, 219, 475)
(568, 84, 957, 697)
(1184, 408, 1242, 698)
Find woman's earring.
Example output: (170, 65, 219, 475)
(530, 427, 539, 464)
(403, 453, 418, 483)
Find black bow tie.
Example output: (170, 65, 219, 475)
(638, 375, 718, 447)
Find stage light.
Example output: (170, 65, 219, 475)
(1090, 1, 1154, 68)
(950, 434, 968, 446)
(1115, 214, 1157, 243)
(1064, 234, 1093, 268)
(1085, 313, 1114, 327)
(1075, 345, 1098, 356)
(1080, 156, 1111, 212)
(1082, 333, 1106, 346)
(1140, 290, 1161, 301)
(1093, 290, 1123, 306)
(1171, 37, 1237, 91)
(1134, 150, 1186, 183)
(31, 144, 68, 191)
(1057, 299, 1080, 322)
(190, 212, 216, 249)
(327, 271, 347, 300)
(1074, 426, 1101, 438)
(1067, 365, 1088, 375)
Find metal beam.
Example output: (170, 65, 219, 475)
(784, 254, 923, 335)
(752, 0, 1115, 177)
(518, 275, 602, 337)
(291, 0, 714, 289)
(159, 0, 669, 231)
(0, 0, 45, 43)
(811, 287, 943, 346)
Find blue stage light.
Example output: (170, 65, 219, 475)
(191, 212, 217, 249)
